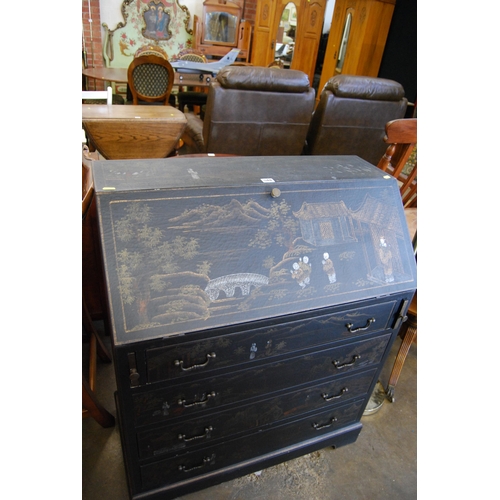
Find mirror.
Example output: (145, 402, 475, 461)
(275, 2, 297, 68)
(204, 11, 239, 44)
(335, 12, 352, 73)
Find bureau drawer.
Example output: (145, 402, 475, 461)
(145, 300, 398, 384)
(137, 368, 376, 459)
(139, 398, 364, 491)
(131, 334, 390, 427)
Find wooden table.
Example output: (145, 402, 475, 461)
(82, 66, 214, 88)
(82, 105, 187, 159)
(83, 67, 128, 84)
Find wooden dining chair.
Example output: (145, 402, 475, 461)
(378, 117, 417, 403)
(175, 49, 209, 115)
(82, 162, 115, 428)
(133, 44, 168, 59)
(127, 54, 175, 105)
(377, 118, 417, 208)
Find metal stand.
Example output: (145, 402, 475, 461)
(363, 380, 386, 415)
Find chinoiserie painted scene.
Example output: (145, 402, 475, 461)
(100, 174, 414, 341)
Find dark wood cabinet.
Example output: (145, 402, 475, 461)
(93, 155, 416, 500)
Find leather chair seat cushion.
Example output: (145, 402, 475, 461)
(216, 66, 310, 93)
(325, 75, 405, 102)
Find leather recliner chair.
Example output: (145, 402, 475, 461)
(305, 75, 408, 165)
(180, 66, 316, 156)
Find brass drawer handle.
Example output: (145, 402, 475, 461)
(322, 387, 348, 401)
(312, 417, 338, 430)
(346, 318, 375, 333)
(174, 352, 216, 372)
(178, 426, 213, 442)
(178, 454, 215, 472)
(178, 391, 216, 408)
(333, 355, 360, 369)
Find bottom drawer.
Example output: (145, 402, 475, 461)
(139, 398, 364, 491)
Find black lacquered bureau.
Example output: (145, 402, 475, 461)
(92, 156, 417, 500)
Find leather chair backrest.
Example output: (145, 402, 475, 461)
(306, 75, 408, 165)
(202, 66, 316, 155)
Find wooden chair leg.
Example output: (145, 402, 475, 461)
(83, 297, 112, 362)
(82, 377, 115, 428)
(386, 317, 417, 403)
(82, 298, 115, 427)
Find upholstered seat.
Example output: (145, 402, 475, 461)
(180, 66, 316, 156)
(305, 75, 408, 165)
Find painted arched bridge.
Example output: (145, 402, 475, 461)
(204, 273, 269, 301)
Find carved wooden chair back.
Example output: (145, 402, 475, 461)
(377, 118, 417, 208)
(134, 44, 168, 59)
(127, 54, 175, 105)
(174, 50, 210, 114)
(176, 49, 207, 63)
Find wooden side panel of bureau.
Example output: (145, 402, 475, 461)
(93, 156, 416, 499)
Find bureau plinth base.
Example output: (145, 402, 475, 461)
(130, 423, 363, 500)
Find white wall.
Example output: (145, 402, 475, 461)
(323, 0, 335, 34)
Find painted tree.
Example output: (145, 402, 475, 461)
(115, 203, 200, 327)
(249, 200, 299, 252)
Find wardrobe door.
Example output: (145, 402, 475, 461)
(317, 0, 396, 102)
(251, 0, 280, 66)
(252, 0, 326, 80)
(291, 0, 327, 83)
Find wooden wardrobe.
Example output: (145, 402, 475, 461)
(251, 0, 327, 85)
(317, 0, 396, 98)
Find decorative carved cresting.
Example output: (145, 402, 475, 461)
(263, 4, 269, 20)
(102, 0, 193, 68)
(311, 9, 317, 26)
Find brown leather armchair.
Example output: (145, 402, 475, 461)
(305, 75, 408, 165)
(180, 66, 316, 155)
